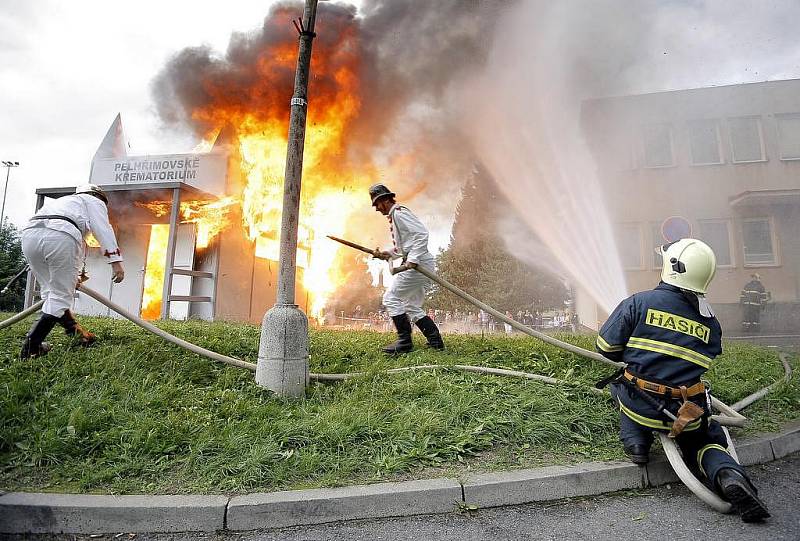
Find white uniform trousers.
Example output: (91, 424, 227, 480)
(383, 260, 434, 323)
(22, 228, 81, 318)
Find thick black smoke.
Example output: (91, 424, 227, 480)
(151, 1, 515, 218)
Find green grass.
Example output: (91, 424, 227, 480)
(1, 314, 798, 495)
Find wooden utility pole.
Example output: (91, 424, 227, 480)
(256, 0, 319, 397)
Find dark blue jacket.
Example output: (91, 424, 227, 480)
(597, 282, 722, 386)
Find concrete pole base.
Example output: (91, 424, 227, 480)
(256, 304, 310, 397)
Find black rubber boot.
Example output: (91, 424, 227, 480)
(414, 316, 444, 350)
(623, 444, 650, 465)
(58, 310, 97, 347)
(383, 314, 414, 354)
(715, 468, 770, 522)
(20, 313, 59, 359)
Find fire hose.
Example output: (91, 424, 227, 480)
(0, 299, 44, 330)
(422, 263, 787, 512)
(2, 267, 792, 513)
(406, 261, 744, 512)
(327, 236, 788, 513)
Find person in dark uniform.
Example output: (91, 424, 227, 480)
(596, 238, 769, 522)
(739, 273, 769, 332)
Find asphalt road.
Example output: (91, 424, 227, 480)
(8, 452, 799, 541)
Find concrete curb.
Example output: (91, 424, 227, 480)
(1, 423, 798, 535)
(0, 494, 228, 534)
(462, 460, 646, 508)
(227, 478, 462, 530)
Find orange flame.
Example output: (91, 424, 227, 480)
(184, 15, 372, 319)
(85, 233, 100, 248)
(141, 224, 170, 320)
(180, 196, 239, 249)
(148, 8, 397, 320)
(136, 197, 239, 249)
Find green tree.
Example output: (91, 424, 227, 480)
(429, 231, 567, 314)
(0, 220, 27, 312)
(428, 164, 567, 314)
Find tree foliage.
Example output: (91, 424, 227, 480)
(430, 231, 567, 314)
(0, 220, 27, 312)
(428, 164, 567, 314)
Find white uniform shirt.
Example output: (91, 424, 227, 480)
(387, 204, 432, 265)
(24, 194, 124, 263)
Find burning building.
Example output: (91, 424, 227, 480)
(26, 114, 313, 322)
(22, 3, 427, 323)
(20, 2, 549, 325)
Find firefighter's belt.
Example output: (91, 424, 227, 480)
(31, 214, 81, 233)
(669, 385, 706, 439)
(623, 370, 705, 399)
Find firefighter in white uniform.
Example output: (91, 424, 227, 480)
(370, 184, 444, 353)
(20, 184, 125, 358)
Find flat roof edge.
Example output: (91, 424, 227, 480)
(35, 182, 217, 198)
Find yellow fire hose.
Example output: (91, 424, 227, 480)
(2, 280, 791, 514)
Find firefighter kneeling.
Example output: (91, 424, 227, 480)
(596, 239, 769, 522)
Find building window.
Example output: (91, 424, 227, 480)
(728, 116, 765, 162)
(776, 113, 800, 160)
(697, 220, 733, 267)
(651, 223, 664, 269)
(742, 218, 776, 266)
(618, 224, 643, 270)
(688, 120, 723, 165)
(642, 124, 674, 167)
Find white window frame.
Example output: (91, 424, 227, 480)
(727, 116, 766, 163)
(641, 123, 676, 169)
(650, 222, 665, 270)
(775, 113, 800, 161)
(697, 219, 736, 268)
(618, 223, 645, 271)
(741, 217, 780, 267)
(688, 119, 724, 166)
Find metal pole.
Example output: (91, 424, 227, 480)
(275, 0, 317, 305)
(1, 166, 10, 226)
(1, 161, 18, 226)
(257, 0, 318, 397)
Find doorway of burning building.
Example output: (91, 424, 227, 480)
(74, 224, 150, 319)
(140, 223, 199, 321)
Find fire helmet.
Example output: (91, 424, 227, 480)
(75, 184, 108, 204)
(659, 238, 716, 294)
(369, 183, 395, 205)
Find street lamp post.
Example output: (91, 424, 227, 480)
(1, 161, 20, 226)
(256, 0, 319, 397)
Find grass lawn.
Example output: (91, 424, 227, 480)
(1, 314, 798, 495)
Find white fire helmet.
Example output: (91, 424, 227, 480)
(659, 238, 716, 294)
(75, 184, 108, 204)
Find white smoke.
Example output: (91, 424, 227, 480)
(456, 0, 800, 312)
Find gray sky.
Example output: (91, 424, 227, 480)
(0, 0, 327, 228)
(2, 0, 800, 232)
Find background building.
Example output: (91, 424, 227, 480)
(582, 79, 800, 335)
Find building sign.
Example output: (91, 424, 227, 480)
(90, 152, 227, 196)
(661, 216, 692, 242)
